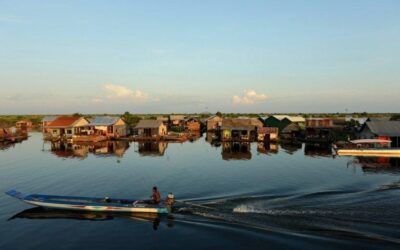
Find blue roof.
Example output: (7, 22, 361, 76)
(89, 117, 122, 126)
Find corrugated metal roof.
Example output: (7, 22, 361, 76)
(89, 117, 121, 126)
(169, 115, 185, 120)
(135, 120, 163, 128)
(156, 116, 168, 121)
(367, 117, 391, 122)
(205, 115, 222, 121)
(275, 115, 305, 122)
(47, 116, 83, 127)
(221, 118, 262, 130)
(259, 127, 279, 133)
(42, 116, 58, 122)
(366, 121, 400, 137)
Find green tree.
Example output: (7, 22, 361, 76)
(390, 114, 400, 121)
(122, 112, 141, 126)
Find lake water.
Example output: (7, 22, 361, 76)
(1, 132, 400, 249)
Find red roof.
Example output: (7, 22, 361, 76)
(47, 116, 82, 127)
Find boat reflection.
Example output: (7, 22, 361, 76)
(352, 157, 400, 174)
(221, 142, 251, 160)
(136, 141, 168, 157)
(257, 142, 279, 155)
(0, 142, 19, 151)
(304, 144, 333, 158)
(49, 140, 129, 159)
(9, 207, 172, 230)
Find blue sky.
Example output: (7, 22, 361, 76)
(0, 0, 399, 114)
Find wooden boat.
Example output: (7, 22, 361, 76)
(9, 207, 162, 223)
(335, 139, 400, 158)
(5, 190, 169, 214)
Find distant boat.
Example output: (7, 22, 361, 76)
(335, 139, 400, 157)
(5, 190, 169, 214)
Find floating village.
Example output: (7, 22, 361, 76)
(1, 114, 400, 161)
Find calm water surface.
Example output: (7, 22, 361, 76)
(1, 132, 400, 249)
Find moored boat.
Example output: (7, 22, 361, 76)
(5, 190, 169, 214)
(335, 139, 400, 158)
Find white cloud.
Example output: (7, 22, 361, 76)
(103, 84, 149, 101)
(232, 90, 267, 105)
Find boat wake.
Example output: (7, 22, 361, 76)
(175, 185, 400, 246)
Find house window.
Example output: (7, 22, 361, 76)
(67, 129, 72, 134)
(53, 130, 57, 134)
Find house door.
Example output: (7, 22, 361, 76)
(264, 134, 271, 144)
(391, 137, 399, 148)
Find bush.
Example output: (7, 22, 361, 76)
(169, 126, 185, 133)
(390, 114, 400, 121)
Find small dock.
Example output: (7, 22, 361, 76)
(72, 135, 108, 143)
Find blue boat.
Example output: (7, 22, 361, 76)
(5, 190, 169, 214)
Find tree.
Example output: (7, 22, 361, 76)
(216, 111, 222, 117)
(390, 114, 400, 121)
(122, 112, 141, 126)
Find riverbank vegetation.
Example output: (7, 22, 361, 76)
(0, 112, 398, 127)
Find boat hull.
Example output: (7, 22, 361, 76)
(6, 190, 169, 214)
(337, 149, 400, 158)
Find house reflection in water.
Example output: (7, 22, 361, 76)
(206, 132, 221, 147)
(257, 142, 279, 155)
(50, 141, 89, 159)
(221, 142, 251, 160)
(137, 142, 168, 157)
(304, 144, 333, 158)
(49, 140, 129, 159)
(280, 142, 302, 155)
(92, 141, 129, 157)
(354, 157, 400, 174)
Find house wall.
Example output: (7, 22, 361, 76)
(50, 128, 72, 137)
(186, 121, 201, 131)
(222, 129, 253, 141)
(16, 121, 32, 129)
(50, 128, 60, 137)
(113, 125, 127, 137)
(258, 132, 278, 141)
(94, 126, 108, 134)
(264, 117, 290, 132)
(137, 124, 167, 136)
(0, 128, 6, 138)
(42, 121, 53, 133)
(159, 124, 167, 135)
(112, 119, 127, 137)
(207, 117, 222, 131)
(306, 119, 333, 128)
(223, 130, 231, 139)
(251, 119, 264, 128)
(74, 118, 90, 127)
